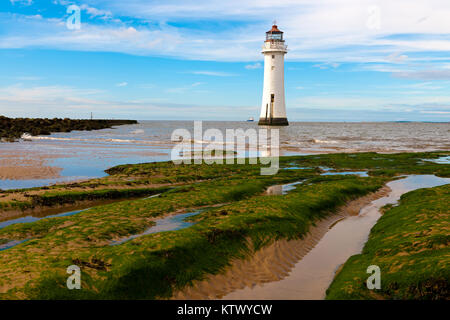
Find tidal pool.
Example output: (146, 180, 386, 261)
(111, 210, 204, 245)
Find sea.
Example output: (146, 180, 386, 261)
(0, 121, 449, 189)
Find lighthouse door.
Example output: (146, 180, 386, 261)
(270, 94, 275, 123)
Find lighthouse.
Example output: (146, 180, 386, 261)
(258, 24, 289, 126)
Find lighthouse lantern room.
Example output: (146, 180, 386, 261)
(258, 24, 289, 126)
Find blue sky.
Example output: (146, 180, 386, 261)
(1, 0, 450, 121)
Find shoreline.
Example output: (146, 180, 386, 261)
(1, 120, 449, 190)
(1, 147, 448, 190)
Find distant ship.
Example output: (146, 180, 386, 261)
(247, 117, 255, 122)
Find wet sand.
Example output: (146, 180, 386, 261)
(0, 139, 170, 190)
(0, 150, 63, 180)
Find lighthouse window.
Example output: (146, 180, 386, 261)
(267, 33, 283, 41)
(271, 66, 275, 70)
(272, 55, 275, 59)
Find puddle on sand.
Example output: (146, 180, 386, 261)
(321, 171, 368, 177)
(111, 210, 203, 245)
(265, 181, 304, 195)
(423, 155, 450, 164)
(223, 174, 450, 300)
(145, 193, 161, 199)
(0, 239, 29, 251)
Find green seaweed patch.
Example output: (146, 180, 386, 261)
(326, 184, 450, 300)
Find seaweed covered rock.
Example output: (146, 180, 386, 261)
(0, 116, 137, 141)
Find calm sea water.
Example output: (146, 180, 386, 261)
(0, 121, 449, 189)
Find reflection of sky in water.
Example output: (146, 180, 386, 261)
(0, 177, 91, 190)
(111, 210, 202, 245)
(0, 239, 29, 251)
(423, 156, 450, 164)
(321, 171, 368, 177)
(372, 175, 450, 207)
(393, 174, 450, 191)
(0, 209, 86, 230)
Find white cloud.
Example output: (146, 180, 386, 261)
(2, 0, 450, 64)
(1, 84, 449, 121)
(292, 94, 450, 111)
(245, 62, 262, 69)
(0, 85, 106, 116)
(0, 83, 253, 120)
(313, 62, 340, 69)
(393, 69, 450, 80)
(386, 52, 408, 63)
(80, 4, 112, 19)
(10, 0, 33, 5)
(116, 82, 128, 87)
(420, 111, 450, 114)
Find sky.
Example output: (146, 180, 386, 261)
(0, 0, 450, 121)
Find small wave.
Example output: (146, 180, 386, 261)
(313, 139, 338, 144)
(183, 139, 237, 146)
(20, 135, 172, 145)
(20, 133, 33, 141)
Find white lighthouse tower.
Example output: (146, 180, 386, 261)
(258, 24, 289, 126)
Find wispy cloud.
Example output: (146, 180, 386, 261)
(245, 62, 262, 69)
(313, 62, 340, 69)
(420, 110, 450, 114)
(10, 0, 33, 5)
(0, 83, 254, 120)
(165, 82, 204, 93)
(401, 82, 443, 90)
(189, 71, 236, 76)
(386, 52, 408, 63)
(116, 82, 128, 87)
(80, 4, 113, 19)
(392, 69, 450, 80)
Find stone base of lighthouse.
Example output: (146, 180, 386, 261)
(258, 117, 289, 126)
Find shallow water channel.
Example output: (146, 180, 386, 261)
(223, 174, 450, 299)
(111, 209, 204, 245)
(0, 194, 163, 251)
